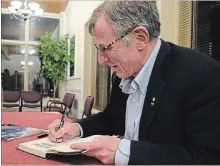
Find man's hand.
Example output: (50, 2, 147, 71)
(70, 135, 121, 164)
(48, 119, 81, 142)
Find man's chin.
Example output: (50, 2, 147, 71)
(115, 72, 127, 79)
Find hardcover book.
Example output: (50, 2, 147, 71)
(1, 124, 44, 142)
(17, 135, 100, 158)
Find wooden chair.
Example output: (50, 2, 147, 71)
(71, 96, 95, 121)
(81, 96, 95, 118)
(44, 93, 75, 116)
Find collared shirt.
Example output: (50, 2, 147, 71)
(115, 39, 161, 165)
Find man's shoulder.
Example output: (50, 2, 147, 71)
(163, 40, 220, 70)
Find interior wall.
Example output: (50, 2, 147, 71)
(60, 1, 103, 118)
(160, 0, 180, 44)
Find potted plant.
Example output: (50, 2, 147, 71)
(40, 33, 73, 99)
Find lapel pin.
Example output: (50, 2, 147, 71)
(151, 97, 156, 107)
(152, 97, 156, 102)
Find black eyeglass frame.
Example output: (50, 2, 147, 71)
(94, 28, 134, 53)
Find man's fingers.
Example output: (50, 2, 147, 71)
(56, 138, 66, 143)
(48, 133, 56, 142)
(55, 127, 66, 138)
(82, 149, 100, 157)
(48, 119, 69, 140)
(48, 133, 67, 143)
(70, 142, 92, 150)
(48, 119, 60, 138)
(70, 141, 102, 151)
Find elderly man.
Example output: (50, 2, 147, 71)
(48, 1, 220, 165)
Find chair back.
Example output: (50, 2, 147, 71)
(22, 91, 42, 103)
(62, 93, 69, 104)
(65, 93, 75, 109)
(82, 96, 95, 118)
(3, 91, 20, 103)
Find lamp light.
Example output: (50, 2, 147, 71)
(20, 61, 34, 65)
(8, 0, 43, 21)
(21, 48, 36, 55)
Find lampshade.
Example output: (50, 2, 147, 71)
(34, 8, 43, 16)
(8, 6, 17, 14)
(8, 0, 44, 21)
(28, 2, 40, 11)
(11, 0, 22, 10)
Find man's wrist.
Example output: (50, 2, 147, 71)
(115, 139, 130, 165)
(74, 123, 83, 137)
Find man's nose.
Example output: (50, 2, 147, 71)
(98, 51, 108, 65)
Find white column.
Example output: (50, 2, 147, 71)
(24, 19, 29, 91)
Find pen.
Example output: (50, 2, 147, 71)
(37, 129, 49, 138)
(55, 112, 66, 143)
(37, 133, 48, 138)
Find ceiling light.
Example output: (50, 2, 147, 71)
(20, 61, 34, 65)
(29, 49, 36, 55)
(21, 48, 36, 55)
(8, 0, 44, 21)
(11, 1, 22, 10)
(20, 61, 25, 65)
(21, 49, 25, 54)
(28, 62, 34, 65)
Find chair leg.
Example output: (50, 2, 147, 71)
(20, 98, 23, 112)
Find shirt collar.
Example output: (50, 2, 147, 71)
(120, 39, 161, 94)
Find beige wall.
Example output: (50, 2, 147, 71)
(60, 0, 181, 117)
(60, 1, 103, 118)
(160, 0, 180, 44)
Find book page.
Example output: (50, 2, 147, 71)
(19, 135, 101, 154)
(20, 137, 58, 153)
(49, 135, 101, 153)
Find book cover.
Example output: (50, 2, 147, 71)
(17, 135, 101, 159)
(1, 124, 44, 142)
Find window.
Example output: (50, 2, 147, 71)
(29, 17, 60, 41)
(1, 12, 61, 94)
(179, 1, 220, 63)
(1, 44, 24, 91)
(179, 1, 192, 48)
(27, 46, 43, 92)
(192, 1, 220, 62)
(1, 13, 25, 40)
(67, 35, 75, 78)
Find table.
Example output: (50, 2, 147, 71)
(2, 112, 102, 165)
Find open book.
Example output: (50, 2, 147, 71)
(17, 135, 100, 158)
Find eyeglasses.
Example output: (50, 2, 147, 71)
(95, 28, 134, 53)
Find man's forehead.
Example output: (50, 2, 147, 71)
(93, 15, 117, 43)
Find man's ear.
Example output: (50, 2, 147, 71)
(133, 27, 149, 51)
